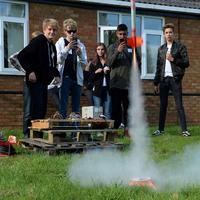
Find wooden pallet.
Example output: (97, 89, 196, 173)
(31, 119, 114, 129)
(21, 118, 122, 154)
(30, 128, 119, 144)
(19, 138, 123, 154)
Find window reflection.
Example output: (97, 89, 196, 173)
(104, 30, 117, 46)
(121, 15, 131, 36)
(98, 12, 163, 78)
(0, 2, 25, 17)
(4, 22, 24, 68)
(136, 16, 141, 36)
(99, 13, 119, 26)
(144, 17, 162, 30)
(146, 34, 161, 74)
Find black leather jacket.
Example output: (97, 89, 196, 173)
(154, 41, 189, 86)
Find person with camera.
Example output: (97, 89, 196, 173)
(55, 18, 87, 119)
(89, 43, 111, 119)
(107, 24, 141, 129)
(153, 23, 190, 137)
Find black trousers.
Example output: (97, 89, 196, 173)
(110, 88, 129, 129)
(29, 82, 47, 120)
(158, 77, 187, 131)
(23, 81, 31, 137)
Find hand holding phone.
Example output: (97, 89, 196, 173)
(118, 39, 126, 52)
(71, 38, 78, 50)
(120, 38, 125, 43)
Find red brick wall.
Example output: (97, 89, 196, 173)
(143, 17, 200, 125)
(0, 3, 200, 129)
(29, 3, 97, 59)
(0, 76, 24, 129)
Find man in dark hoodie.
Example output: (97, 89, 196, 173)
(17, 18, 60, 134)
(107, 24, 141, 129)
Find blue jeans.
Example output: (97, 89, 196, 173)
(93, 90, 111, 119)
(59, 77, 82, 118)
(48, 87, 60, 110)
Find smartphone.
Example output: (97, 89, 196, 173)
(73, 37, 78, 49)
(73, 36, 77, 42)
(120, 38, 125, 43)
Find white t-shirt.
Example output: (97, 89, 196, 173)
(164, 44, 173, 77)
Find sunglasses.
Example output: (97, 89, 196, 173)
(66, 30, 77, 34)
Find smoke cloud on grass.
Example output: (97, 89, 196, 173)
(68, 59, 200, 191)
(68, 60, 158, 186)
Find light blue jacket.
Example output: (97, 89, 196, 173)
(55, 37, 87, 86)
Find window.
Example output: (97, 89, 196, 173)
(0, 1, 28, 75)
(98, 11, 164, 79)
(141, 17, 164, 79)
(99, 13, 119, 26)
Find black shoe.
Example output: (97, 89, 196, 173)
(182, 131, 191, 137)
(153, 130, 164, 136)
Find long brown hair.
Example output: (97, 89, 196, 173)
(93, 42, 107, 65)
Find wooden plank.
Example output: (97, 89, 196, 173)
(20, 138, 124, 153)
(20, 139, 54, 148)
(29, 129, 119, 143)
(31, 119, 51, 129)
(40, 129, 119, 134)
(31, 119, 115, 129)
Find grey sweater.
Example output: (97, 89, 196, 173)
(107, 41, 133, 90)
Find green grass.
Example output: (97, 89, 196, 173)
(0, 125, 200, 200)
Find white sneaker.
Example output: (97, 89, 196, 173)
(182, 131, 191, 137)
(153, 130, 164, 136)
(119, 123, 125, 129)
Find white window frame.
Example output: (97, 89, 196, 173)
(141, 16, 164, 79)
(100, 26, 117, 43)
(141, 26, 164, 79)
(98, 11, 164, 80)
(0, 0, 29, 75)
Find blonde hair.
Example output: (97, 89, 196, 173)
(31, 31, 42, 39)
(42, 18, 59, 31)
(63, 18, 77, 30)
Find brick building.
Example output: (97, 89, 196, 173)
(0, 0, 200, 129)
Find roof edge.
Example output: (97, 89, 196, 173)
(77, 0, 200, 14)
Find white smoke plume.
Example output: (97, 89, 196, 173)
(68, 56, 200, 191)
(68, 58, 158, 187)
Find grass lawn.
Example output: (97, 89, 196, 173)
(0, 125, 200, 200)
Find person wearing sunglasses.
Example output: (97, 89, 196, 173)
(56, 18, 87, 119)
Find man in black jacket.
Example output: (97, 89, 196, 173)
(17, 19, 60, 135)
(153, 23, 190, 137)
